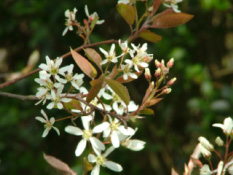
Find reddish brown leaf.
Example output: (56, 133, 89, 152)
(117, 3, 135, 25)
(86, 74, 105, 103)
(84, 48, 103, 71)
(145, 97, 163, 107)
(43, 153, 77, 175)
(139, 30, 162, 43)
(104, 78, 130, 105)
(142, 82, 155, 104)
(71, 48, 97, 79)
(151, 11, 194, 28)
(149, 0, 162, 17)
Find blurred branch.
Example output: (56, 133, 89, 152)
(0, 92, 38, 101)
(0, 39, 118, 90)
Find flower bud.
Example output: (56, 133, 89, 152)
(200, 164, 211, 175)
(198, 136, 214, 151)
(154, 68, 161, 77)
(167, 58, 174, 68)
(162, 88, 172, 94)
(167, 77, 177, 86)
(124, 139, 146, 151)
(154, 59, 160, 68)
(217, 161, 224, 175)
(144, 68, 151, 80)
(199, 144, 211, 158)
(215, 136, 224, 146)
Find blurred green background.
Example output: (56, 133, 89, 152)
(0, 0, 233, 174)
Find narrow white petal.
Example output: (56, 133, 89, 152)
(84, 5, 90, 17)
(50, 117, 55, 124)
(35, 116, 46, 123)
(65, 126, 83, 136)
(103, 146, 115, 157)
(99, 48, 108, 56)
(103, 128, 111, 137)
(47, 102, 55, 109)
(52, 126, 60, 136)
(75, 139, 87, 156)
(104, 161, 123, 172)
(57, 102, 63, 109)
(92, 122, 110, 133)
(90, 137, 105, 150)
(42, 128, 50, 137)
(88, 154, 97, 163)
(91, 165, 100, 175)
(111, 131, 120, 148)
(110, 44, 115, 55)
(82, 117, 90, 130)
(118, 126, 135, 135)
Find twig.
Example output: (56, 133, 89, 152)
(0, 39, 118, 90)
(0, 92, 38, 101)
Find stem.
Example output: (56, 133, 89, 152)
(0, 92, 38, 101)
(0, 40, 118, 90)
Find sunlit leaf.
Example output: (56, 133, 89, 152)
(104, 78, 130, 105)
(43, 153, 77, 175)
(71, 48, 97, 79)
(86, 74, 105, 103)
(138, 108, 154, 115)
(117, 3, 135, 25)
(151, 11, 194, 28)
(84, 48, 103, 71)
(84, 157, 93, 173)
(139, 30, 162, 43)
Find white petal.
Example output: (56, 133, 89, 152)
(92, 122, 110, 133)
(88, 154, 97, 163)
(42, 128, 50, 137)
(91, 165, 100, 175)
(61, 98, 72, 103)
(118, 126, 135, 135)
(65, 126, 83, 136)
(103, 128, 111, 138)
(84, 5, 90, 17)
(103, 146, 115, 157)
(90, 137, 105, 150)
(104, 161, 123, 172)
(47, 102, 55, 109)
(75, 139, 87, 156)
(111, 131, 120, 148)
(99, 47, 108, 56)
(82, 117, 90, 130)
(52, 126, 60, 136)
(110, 44, 115, 55)
(57, 102, 63, 109)
(50, 117, 55, 124)
(35, 116, 46, 123)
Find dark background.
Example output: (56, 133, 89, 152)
(0, 0, 233, 174)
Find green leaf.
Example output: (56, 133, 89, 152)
(104, 78, 130, 105)
(86, 74, 105, 103)
(138, 108, 154, 115)
(64, 99, 82, 110)
(152, 11, 194, 28)
(84, 48, 103, 71)
(71, 48, 97, 79)
(145, 98, 163, 107)
(139, 30, 162, 43)
(117, 3, 135, 25)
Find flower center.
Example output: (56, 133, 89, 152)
(83, 130, 92, 140)
(44, 121, 52, 129)
(112, 93, 121, 102)
(110, 121, 120, 131)
(96, 155, 106, 166)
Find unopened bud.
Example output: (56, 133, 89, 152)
(167, 77, 177, 86)
(198, 136, 214, 151)
(161, 59, 165, 67)
(144, 68, 151, 80)
(199, 144, 211, 158)
(155, 59, 160, 68)
(154, 68, 161, 77)
(167, 58, 174, 68)
(215, 136, 224, 146)
(162, 88, 172, 94)
(217, 161, 224, 175)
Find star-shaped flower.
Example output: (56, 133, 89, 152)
(84, 5, 104, 25)
(88, 146, 123, 175)
(62, 8, 78, 36)
(35, 110, 60, 137)
(212, 117, 233, 135)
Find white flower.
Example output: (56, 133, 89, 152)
(59, 64, 85, 90)
(84, 5, 104, 25)
(118, 40, 129, 53)
(46, 85, 71, 109)
(124, 139, 146, 151)
(65, 117, 107, 156)
(63, 8, 77, 36)
(199, 143, 211, 158)
(198, 136, 214, 151)
(213, 117, 233, 135)
(35, 110, 60, 137)
(120, 64, 138, 80)
(88, 146, 123, 175)
(102, 116, 135, 148)
(163, 0, 183, 13)
(200, 164, 211, 175)
(39, 56, 63, 81)
(99, 44, 122, 65)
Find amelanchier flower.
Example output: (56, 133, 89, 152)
(46, 85, 72, 109)
(35, 110, 60, 137)
(102, 115, 135, 148)
(39, 56, 63, 81)
(65, 116, 107, 156)
(200, 164, 211, 175)
(84, 5, 104, 25)
(163, 0, 183, 13)
(118, 40, 129, 53)
(99, 44, 121, 65)
(63, 8, 78, 36)
(88, 146, 123, 175)
(213, 117, 233, 135)
(120, 64, 138, 80)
